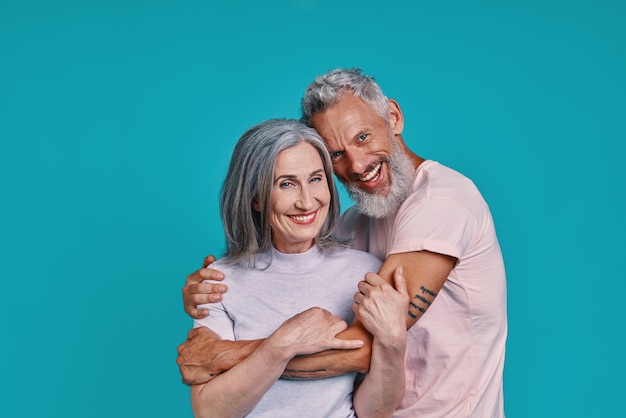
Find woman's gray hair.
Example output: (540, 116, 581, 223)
(300, 68, 390, 125)
(220, 118, 349, 267)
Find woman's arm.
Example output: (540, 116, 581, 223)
(191, 307, 357, 418)
(352, 268, 409, 417)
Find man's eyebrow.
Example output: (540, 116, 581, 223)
(352, 129, 369, 140)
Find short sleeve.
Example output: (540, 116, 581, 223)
(390, 197, 478, 259)
(193, 289, 236, 340)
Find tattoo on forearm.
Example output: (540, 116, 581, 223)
(281, 368, 328, 381)
(420, 285, 437, 298)
(414, 294, 432, 306)
(410, 301, 426, 314)
(407, 286, 438, 319)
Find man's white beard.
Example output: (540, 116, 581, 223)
(346, 141, 415, 219)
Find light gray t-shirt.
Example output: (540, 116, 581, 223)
(194, 245, 382, 418)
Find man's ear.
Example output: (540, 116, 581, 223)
(252, 198, 261, 212)
(388, 99, 405, 135)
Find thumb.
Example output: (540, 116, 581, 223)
(393, 266, 409, 296)
(331, 337, 365, 350)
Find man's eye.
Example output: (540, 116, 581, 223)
(357, 134, 369, 142)
(331, 151, 343, 160)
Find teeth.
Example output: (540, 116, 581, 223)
(360, 163, 381, 182)
(290, 213, 315, 222)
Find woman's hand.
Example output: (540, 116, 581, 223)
(268, 307, 365, 360)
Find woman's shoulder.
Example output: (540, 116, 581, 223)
(327, 247, 382, 270)
(202, 258, 246, 283)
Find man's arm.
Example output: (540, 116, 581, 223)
(177, 327, 263, 385)
(281, 250, 456, 379)
(177, 323, 368, 385)
(378, 250, 456, 328)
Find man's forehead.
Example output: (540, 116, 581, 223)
(312, 98, 380, 137)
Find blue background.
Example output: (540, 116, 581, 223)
(1, 1, 624, 417)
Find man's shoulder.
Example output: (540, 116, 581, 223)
(413, 160, 485, 206)
(419, 160, 475, 187)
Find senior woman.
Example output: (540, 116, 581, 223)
(189, 119, 408, 418)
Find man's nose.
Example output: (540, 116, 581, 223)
(345, 147, 367, 176)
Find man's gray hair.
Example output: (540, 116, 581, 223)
(300, 68, 390, 124)
(220, 118, 349, 267)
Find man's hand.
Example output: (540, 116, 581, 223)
(183, 255, 228, 319)
(177, 327, 263, 385)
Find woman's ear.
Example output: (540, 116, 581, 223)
(252, 198, 261, 212)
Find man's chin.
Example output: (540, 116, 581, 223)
(350, 180, 390, 197)
(350, 190, 396, 219)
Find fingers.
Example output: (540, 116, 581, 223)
(186, 282, 228, 301)
(186, 327, 202, 340)
(177, 327, 208, 356)
(183, 284, 218, 319)
(202, 254, 216, 268)
(356, 268, 406, 298)
(177, 327, 223, 385)
(353, 290, 364, 305)
(180, 366, 214, 386)
(354, 266, 411, 339)
(183, 270, 228, 319)
(357, 272, 385, 296)
(186, 267, 225, 285)
(326, 316, 363, 350)
(185, 306, 209, 319)
(274, 308, 364, 356)
(328, 314, 349, 335)
(363, 271, 386, 286)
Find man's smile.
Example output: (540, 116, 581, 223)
(359, 162, 382, 182)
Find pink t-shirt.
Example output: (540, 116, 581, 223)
(340, 160, 507, 417)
